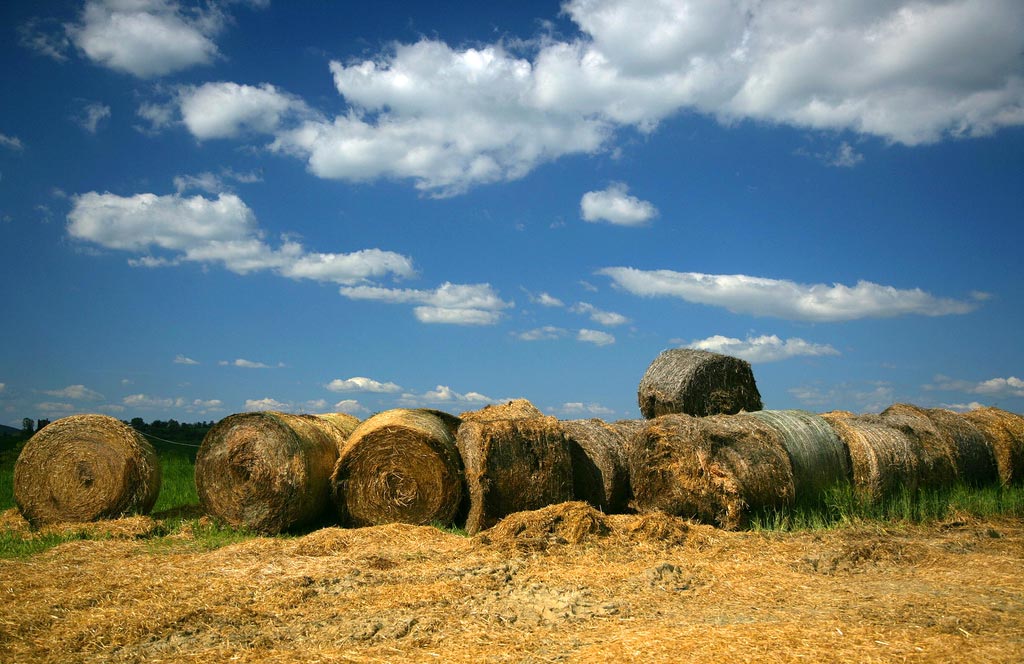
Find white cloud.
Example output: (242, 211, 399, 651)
(556, 402, 615, 416)
(600, 267, 978, 322)
(536, 292, 565, 307)
(580, 182, 657, 226)
(686, 334, 840, 363)
(179, 82, 310, 139)
(829, 142, 864, 168)
(0, 383, 5, 393)
(517, 326, 569, 341)
(174, 354, 199, 365)
(221, 358, 278, 369)
(136, 101, 176, 133)
(124, 394, 183, 409)
(75, 102, 111, 134)
(18, 18, 71, 61)
(67, 191, 415, 285)
(326, 377, 402, 393)
(788, 381, 896, 413)
(332, 399, 368, 415)
(42, 384, 104, 401)
(570, 301, 628, 326)
(398, 385, 494, 408)
(173, 172, 225, 195)
(0, 134, 24, 151)
(340, 282, 513, 326)
(244, 397, 290, 412)
(940, 401, 987, 412)
(36, 402, 77, 415)
(926, 375, 1024, 397)
(577, 328, 616, 346)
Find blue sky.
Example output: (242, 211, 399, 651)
(1, 0, 1022, 426)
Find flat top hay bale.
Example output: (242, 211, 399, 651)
(924, 407, 999, 487)
(821, 413, 921, 502)
(460, 398, 544, 422)
(638, 348, 763, 419)
(962, 407, 1024, 485)
(561, 419, 632, 513)
(628, 413, 794, 530)
(314, 412, 361, 441)
(874, 404, 958, 490)
(457, 415, 573, 534)
(749, 410, 851, 499)
(195, 411, 344, 534)
(331, 408, 464, 527)
(14, 414, 161, 528)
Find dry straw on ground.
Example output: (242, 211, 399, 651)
(628, 413, 795, 530)
(195, 411, 346, 534)
(923, 407, 999, 487)
(637, 348, 762, 419)
(456, 415, 573, 534)
(961, 406, 1024, 486)
(14, 414, 161, 528)
(331, 409, 464, 528)
(821, 412, 922, 503)
(750, 410, 851, 499)
(562, 419, 632, 513)
(873, 404, 959, 491)
(460, 398, 544, 422)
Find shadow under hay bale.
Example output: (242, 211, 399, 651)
(872, 404, 958, 491)
(628, 413, 794, 530)
(637, 348, 762, 419)
(331, 408, 464, 528)
(924, 408, 999, 487)
(562, 419, 632, 513)
(195, 411, 345, 534)
(477, 501, 610, 551)
(460, 398, 544, 422)
(456, 415, 573, 535)
(821, 413, 922, 503)
(749, 410, 851, 500)
(14, 414, 161, 528)
(961, 407, 1024, 486)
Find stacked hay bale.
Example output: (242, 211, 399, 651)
(638, 348, 762, 418)
(627, 413, 795, 530)
(749, 410, 851, 500)
(457, 400, 573, 534)
(195, 411, 349, 534)
(821, 411, 922, 503)
(330, 409, 463, 527)
(14, 414, 161, 528)
(561, 419, 632, 513)
(961, 407, 1024, 485)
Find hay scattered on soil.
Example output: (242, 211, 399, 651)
(477, 501, 610, 551)
(561, 419, 632, 513)
(331, 409, 464, 528)
(637, 348, 762, 418)
(460, 398, 544, 422)
(456, 415, 573, 534)
(923, 408, 999, 487)
(313, 413, 361, 443)
(195, 411, 346, 534)
(874, 404, 958, 491)
(961, 407, 1024, 486)
(606, 511, 695, 548)
(13, 414, 161, 528)
(628, 414, 795, 530)
(821, 414, 921, 502)
(750, 410, 851, 499)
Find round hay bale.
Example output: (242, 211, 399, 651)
(637, 348, 762, 418)
(460, 398, 544, 422)
(561, 419, 632, 513)
(627, 413, 794, 530)
(749, 410, 851, 499)
(456, 415, 573, 534)
(195, 411, 344, 534)
(923, 408, 999, 487)
(14, 414, 161, 528)
(961, 407, 1024, 486)
(821, 413, 921, 503)
(330, 408, 464, 527)
(875, 404, 958, 491)
(313, 412, 361, 441)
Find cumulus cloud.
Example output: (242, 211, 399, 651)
(174, 169, 263, 194)
(18, 18, 71, 61)
(220, 358, 279, 369)
(577, 329, 615, 346)
(123, 394, 221, 413)
(398, 385, 494, 408)
(570, 302, 628, 326)
(0, 134, 24, 151)
(340, 282, 513, 326)
(580, 183, 657, 226)
(940, 401, 987, 412)
(174, 354, 199, 365)
(686, 334, 840, 363)
(42, 384, 104, 401)
(536, 292, 565, 307)
(179, 82, 310, 140)
(555, 402, 615, 416)
(788, 381, 896, 413)
(600, 267, 978, 322)
(326, 376, 402, 393)
(332, 399, 368, 415)
(244, 397, 289, 411)
(35, 402, 77, 416)
(74, 102, 111, 134)
(516, 326, 569, 341)
(926, 375, 1024, 397)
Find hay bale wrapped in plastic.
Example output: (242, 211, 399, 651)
(872, 404, 958, 491)
(821, 412, 921, 502)
(961, 407, 1024, 486)
(561, 419, 632, 513)
(460, 398, 544, 422)
(749, 410, 851, 499)
(637, 348, 762, 418)
(195, 411, 346, 534)
(456, 415, 573, 534)
(627, 413, 794, 530)
(14, 414, 161, 528)
(331, 409, 463, 527)
(923, 407, 998, 487)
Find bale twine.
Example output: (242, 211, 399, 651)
(637, 348, 762, 418)
(749, 410, 851, 499)
(961, 407, 1024, 486)
(13, 414, 161, 528)
(627, 413, 794, 530)
(195, 411, 345, 534)
(561, 419, 632, 513)
(821, 413, 921, 503)
(923, 408, 999, 487)
(874, 404, 958, 491)
(330, 409, 464, 527)
(460, 398, 544, 422)
(313, 412, 361, 442)
(456, 415, 573, 534)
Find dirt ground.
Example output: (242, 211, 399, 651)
(0, 502, 1022, 663)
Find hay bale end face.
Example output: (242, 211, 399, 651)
(638, 348, 762, 418)
(961, 407, 1024, 486)
(331, 409, 464, 528)
(821, 413, 922, 503)
(628, 413, 794, 530)
(195, 411, 344, 534)
(561, 419, 632, 513)
(750, 410, 851, 499)
(456, 415, 573, 535)
(14, 414, 161, 528)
